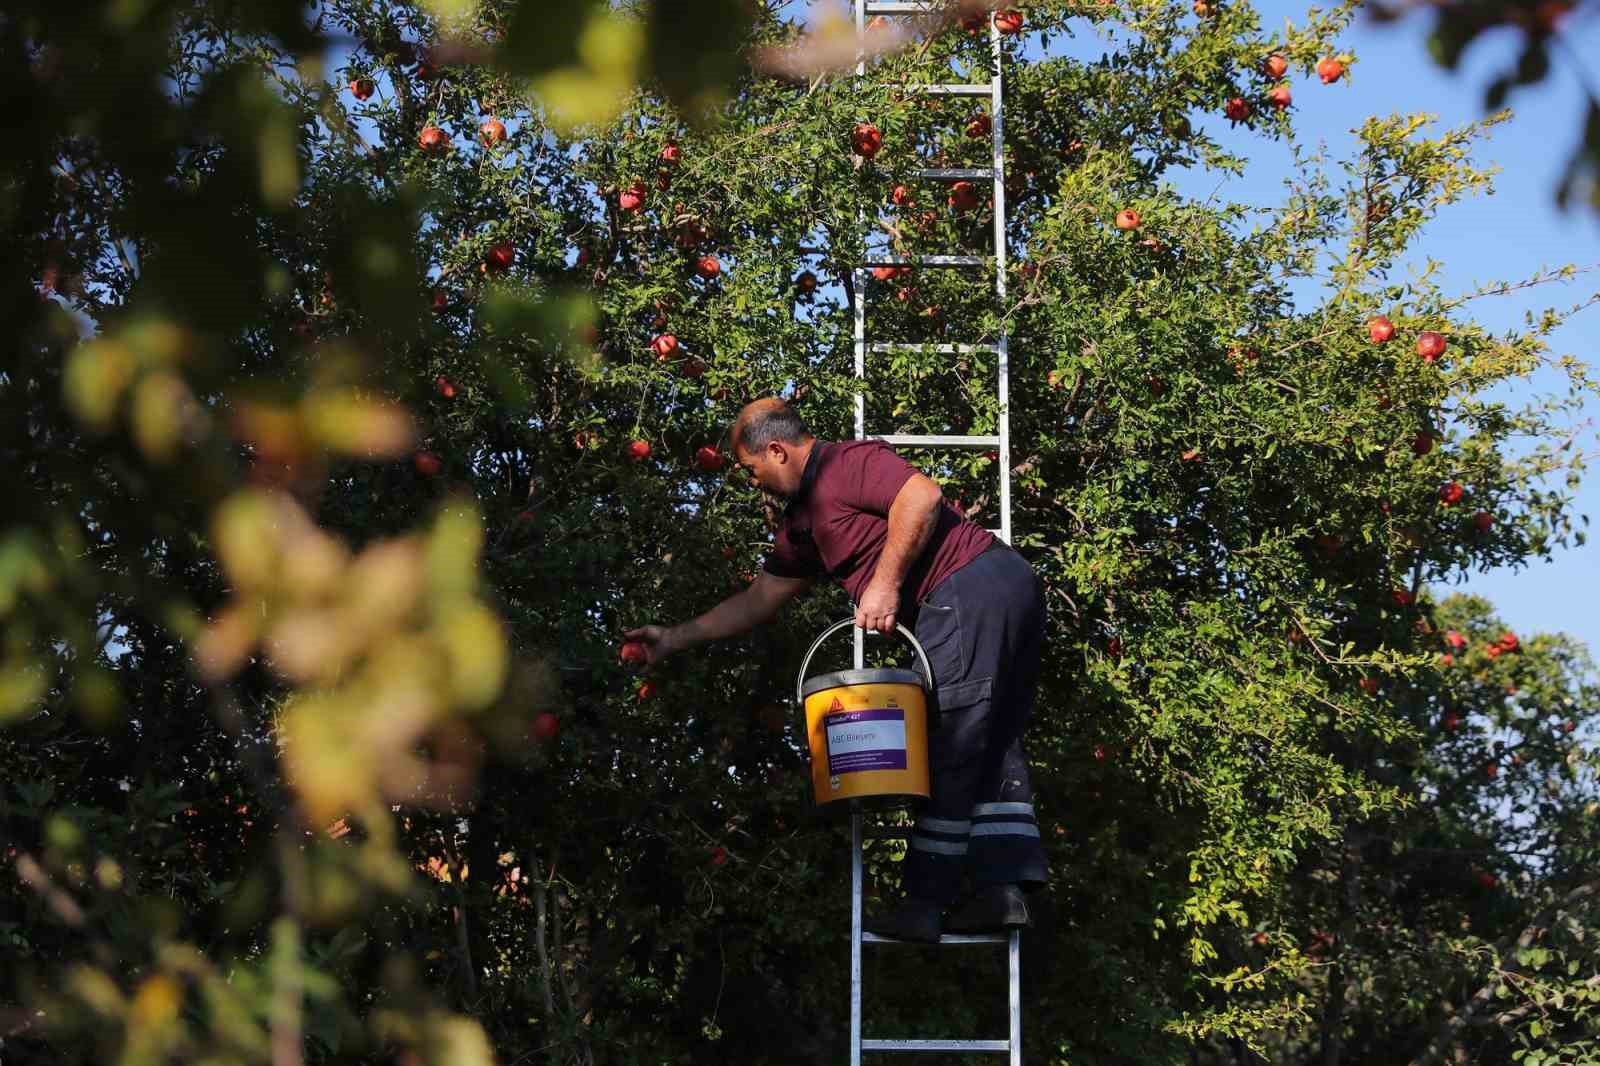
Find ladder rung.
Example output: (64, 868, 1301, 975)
(862, 1039, 1011, 1052)
(870, 343, 999, 354)
(862, 255, 985, 268)
(872, 434, 999, 448)
(908, 83, 993, 96)
(864, 931, 1010, 945)
(914, 167, 993, 180)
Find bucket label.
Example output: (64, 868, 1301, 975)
(824, 708, 907, 774)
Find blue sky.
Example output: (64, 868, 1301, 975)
(799, 2, 1600, 661)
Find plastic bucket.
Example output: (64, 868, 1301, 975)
(794, 620, 932, 807)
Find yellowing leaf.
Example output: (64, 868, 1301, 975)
(0, 661, 49, 724)
(533, 67, 632, 131)
(281, 695, 372, 824)
(426, 501, 484, 606)
(123, 317, 190, 365)
(420, 0, 475, 20)
(264, 606, 356, 683)
(192, 602, 261, 681)
(358, 674, 441, 800)
(0, 532, 53, 617)
(62, 339, 136, 431)
(131, 371, 191, 462)
(578, 10, 643, 76)
(213, 491, 280, 591)
(131, 974, 181, 1027)
(231, 400, 306, 462)
(45, 812, 83, 850)
(425, 1014, 497, 1066)
(302, 390, 415, 459)
(95, 856, 125, 890)
(437, 604, 508, 711)
(533, 12, 643, 133)
(66, 964, 126, 1017)
(280, 524, 350, 603)
(344, 538, 425, 634)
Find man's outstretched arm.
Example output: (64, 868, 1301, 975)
(625, 571, 814, 665)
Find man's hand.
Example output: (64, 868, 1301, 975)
(860, 474, 940, 635)
(854, 579, 899, 635)
(623, 624, 680, 666)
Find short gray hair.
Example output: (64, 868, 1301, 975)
(734, 402, 812, 454)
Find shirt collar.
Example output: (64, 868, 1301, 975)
(787, 440, 824, 510)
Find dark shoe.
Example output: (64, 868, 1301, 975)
(862, 897, 943, 943)
(944, 883, 1030, 933)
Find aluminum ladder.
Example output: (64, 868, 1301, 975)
(847, 1, 1019, 1062)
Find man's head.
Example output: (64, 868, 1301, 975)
(731, 398, 815, 499)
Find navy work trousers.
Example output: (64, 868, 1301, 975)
(903, 541, 1049, 905)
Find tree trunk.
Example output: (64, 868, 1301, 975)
(452, 878, 477, 1003)
(464, 765, 514, 999)
(533, 880, 556, 1022)
(1320, 830, 1361, 1066)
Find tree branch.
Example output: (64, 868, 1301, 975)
(1406, 877, 1600, 1066)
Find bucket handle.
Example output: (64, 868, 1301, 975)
(794, 619, 935, 709)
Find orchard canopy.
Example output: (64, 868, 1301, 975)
(4, 1, 1600, 1064)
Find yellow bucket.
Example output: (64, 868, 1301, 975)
(794, 620, 932, 808)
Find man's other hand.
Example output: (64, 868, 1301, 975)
(623, 625, 679, 666)
(854, 580, 898, 635)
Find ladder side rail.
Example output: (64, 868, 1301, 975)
(851, 808, 865, 1066)
(852, 262, 868, 672)
(1009, 930, 1022, 1065)
(852, 0, 868, 671)
(998, 332, 1012, 546)
(989, 16, 1012, 546)
(851, 10, 866, 1064)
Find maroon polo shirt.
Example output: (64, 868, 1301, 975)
(761, 440, 995, 609)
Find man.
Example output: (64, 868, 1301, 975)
(624, 397, 1047, 942)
